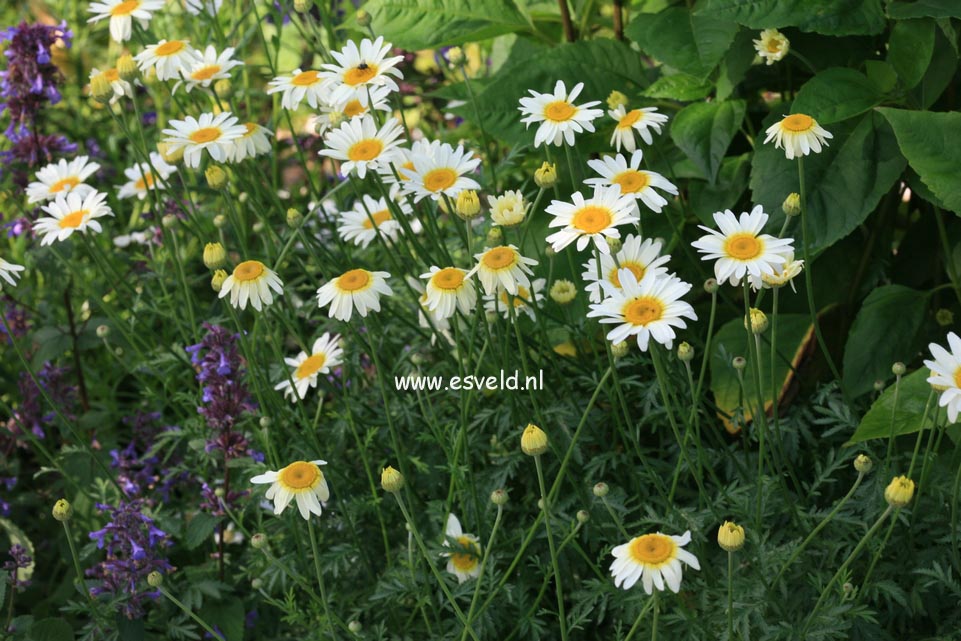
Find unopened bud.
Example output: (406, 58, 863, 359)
(287, 208, 303, 227)
(147, 571, 164, 587)
(52, 498, 73, 522)
(211, 269, 228, 292)
(732, 356, 747, 371)
(606, 90, 628, 110)
(745, 308, 768, 334)
(117, 54, 137, 81)
(854, 454, 873, 474)
(576, 509, 590, 524)
(704, 278, 719, 294)
(611, 341, 629, 359)
(250, 533, 268, 550)
(892, 362, 906, 377)
(96, 324, 110, 339)
(456, 190, 481, 219)
(162, 214, 178, 229)
(677, 342, 694, 362)
(203, 242, 227, 269)
(873, 380, 885, 392)
(447, 46, 465, 66)
(259, 416, 272, 429)
(294, 0, 310, 12)
(606, 237, 622, 253)
(936, 308, 954, 327)
(782, 193, 801, 217)
(490, 489, 509, 506)
(884, 475, 915, 508)
(521, 423, 548, 456)
(213, 78, 231, 96)
(534, 162, 558, 188)
(355, 9, 371, 27)
(205, 166, 228, 190)
(251, 577, 264, 589)
(717, 521, 745, 552)
(549, 279, 577, 305)
(157, 142, 183, 164)
(486, 227, 503, 246)
(592, 482, 609, 498)
(380, 465, 405, 493)
(213, 214, 227, 228)
(91, 73, 114, 104)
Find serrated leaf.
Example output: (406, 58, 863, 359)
(791, 68, 884, 124)
(888, 0, 961, 19)
(879, 108, 961, 214)
(28, 618, 73, 641)
(887, 19, 936, 89)
(670, 100, 745, 182)
(363, 0, 530, 50)
(184, 512, 218, 550)
(847, 368, 937, 444)
(626, 6, 737, 79)
(642, 73, 713, 100)
(842, 285, 930, 398)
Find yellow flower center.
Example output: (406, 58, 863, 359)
(295, 353, 327, 380)
(724, 233, 763, 261)
(499, 286, 530, 308)
(623, 296, 664, 326)
(59, 209, 88, 229)
(628, 533, 676, 565)
(291, 70, 320, 86)
(766, 38, 784, 53)
(347, 138, 384, 162)
(233, 260, 265, 282)
(423, 168, 458, 193)
(481, 247, 516, 271)
(155, 40, 186, 57)
(432, 267, 465, 291)
(189, 126, 222, 144)
(134, 172, 155, 190)
(571, 205, 613, 234)
(279, 461, 320, 490)
(104, 68, 120, 82)
(781, 114, 814, 132)
(110, 0, 140, 16)
(609, 262, 645, 287)
(362, 209, 392, 229)
(450, 535, 479, 571)
(544, 100, 577, 122)
(344, 64, 379, 86)
(49, 176, 80, 193)
(343, 99, 366, 118)
(337, 269, 371, 292)
(191, 64, 222, 81)
(612, 170, 650, 194)
(618, 109, 642, 129)
(242, 122, 258, 137)
(954, 366, 961, 389)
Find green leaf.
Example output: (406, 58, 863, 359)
(689, 153, 751, 225)
(716, 28, 757, 101)
(847, 368, 937, 444)
(878, 108, 961, 214)
(888, 0, 961, 18)
(184, 512, 219, 550)
(864, 60, 898, 93)
(363, 0, 530, 50)
(642, 73, 713, 100)
(887, 19, 936, 89)
(200, 599, 245, 641)
(670, 100, 746, 182)
(116, 616, 145, 641)
(29, 618, 73, 641)
(842, 286, 930, 398)
(791, 68, 884, 124)
(751, 111, 906, 252)
(626, 6, 737, 78)
(695, 0, 885, 35)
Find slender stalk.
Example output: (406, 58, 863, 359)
(882, 372, 903, 478)
(623, 598, 656, 641)
(307, 519, 338, 640)
(460, 506, 504, 641)
(159, 585, 226, 641)
(535, 455, 568, 641)
(61, 519, 93, 601)
(727, 550, 734, 640)
(558, 0, 575, 41)
(650, 591, 659, 641)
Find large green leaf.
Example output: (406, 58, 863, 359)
(888, 0, 961, 18)
(842, 285, 930, 398)
(363, 0, 530, 50)
(642, 73, 713, 100)
(670, 100, 745, 182)
(791, 68, 885, 124)
(695, 0, 885, 35)
(887, 19, 936, 89)
(847, 368, 938, 444)
(716, 28, 757, 101)
(28, 619, 73, 641)
(626, 6, 738, 79)
(878, 108, 961, 214)
(750, 111, 906, 252)
(184, 512, 218, 550)
(689, 153, 751, 225)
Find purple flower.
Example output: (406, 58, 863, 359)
(110, 411, 188, 500)
(6, 362, 77, 441)
(0, 21, 72, 136)
(1, 297, 30, 340)
(4, 544, 32, 591)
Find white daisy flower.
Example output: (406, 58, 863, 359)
(319, 115, 405, 179)
(518, 80, 603, 147)
(483, 278, 545, 321)
(183, 0, 222, 15)
(0, 258, 25, 289)
(545, 184, 638, 255)
(174, 45, 243, 93)
(87, 0, 164, 43)
(924, 332, 961, 424)
(609, 105, 669, 152)
(312, 85, 393, 136)
(754, 29, 790, 66)
(35, 191, 113, 246)
(756, 250, 804, 291)
(316, 269, 393, 321)
(274, 333, 344, 402)
(266, 68, 329, 110)
(587, 269, 697, 351)
(135, 39, 198, 82)
(468, 245, 538, 296)
(117, 152, 176, 200)
(582, 234, 671, 303)
(337, 194, 405, 248)
(407, 276, 454, 345)
(228, 123, 274, 163)
(610, 530, 700, 593)
(320, 36, 405, 106)
(691, 205, 794, 286)
(379, 138, 438, 186)
(488, 190, 528, 227)
(420, 266, 477, 320)
(161, 111, 247, 169)
(250, 460, 330, 520)
(218, 260, 284, 311)
(585, 151, 678, 214)
(89, 67, 133, 104)
(763, 114, 833, 160)
(26, 156, 100, 204)
(441, 514, 481, 584)
(401, 142, 481, 202)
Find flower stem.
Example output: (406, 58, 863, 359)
(159, 585, 226, 641)
(61, 519, 92, 601)
(535, 455, 568, 641)
(307, 518, 338, 639)
(460, 506, 504, 641)
(727, 550, 734, 640)
(622, 597, 656, 641)
(650, 591, 660, 641)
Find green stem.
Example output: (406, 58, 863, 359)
(622, 598, 656, 641)
(460, 506, 504, 641)
(727, 550, 734, 640)
(650, 591, 659, 641)
(62, 520, 93, 601)
(535, 455, 568, 641)
(307, 519, 338, 639)
(159, 585, 226, 641)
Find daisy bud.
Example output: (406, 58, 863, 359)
(521, 423, 549, 456)
(703, 278, 719, 294)
(936, 308, 954, 327)
(96, 324, 110, 339)
(52, 498, 72, 522)
(611, 341, 629, 359)
(294, 0, 310, 12)
(349, 621, 363, 634)
(213, 214, 227, 228)
(250, 533, 268, 550)
(534, 162, 558, 188)
(203, 242, 227, 270)
(447, 46, 465, 66)
(213, 78, 232, 96)
(91, 73, 113, 104)
(854, 454, 873, 474)
(892, 362, 906, 376)
(732, 356, 747, 371)
(252, 221, 265, 233)
(677, 342, 694, 362)
(745, 308, 768, 334)
(286, 208, 303, 227)
(490, 489, 509, 506)
(544, 246, 556, 257)
(410, 352, 425, 366)
(327, 110, 346, 128)
(873, 380, 885, 391)
(259, 416, 272, 429)
(117, 54, 138, 81)
(211, 269, 228, 292)
(162, 214, 178, 229)
(157, 142, 184, 164)
(205, 166, 228, 190)
(485, 310, 499, 323)
(782, 193, 801, 217)
(214, 487, 225, 498)
(606, 90, 628, 110)
(884, 475, 915, 508)
(717, 521, 745, 552)
(550, 279, 577, 304)
(486, 227, 503, 246)
(147, 571, 164, 587)
(593, 482, 609, 498)
(456, 190, 481, 219)
(842, 582, 854, 595)
(606, 237, 622, 253)
(380, 465, 405, 493)
(576, 509, 590, 524)
(537, 498, 545, 510)
(355, 9, 371, 26)
(251, 578, 264, 590)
